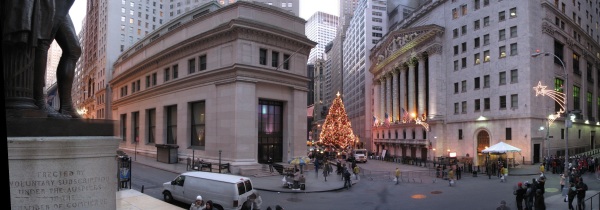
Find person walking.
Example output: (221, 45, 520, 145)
(559, 173, 566, 193)
(567, 182, 576, 210)
(447, 168, 455, 186)
(395, 167, 401, 185)
(267, 157, 274, 173)
(343, 168, 352, 189)
(353, 165, 360, 180)
(576, 177, 588, 210)
(502, 165, 509, 182)
(539, 163, 545, 176)
(524, 182, 534, 210)
(514, 182, 525, 210)
(456, 166, 462, 180)
(322, 161, 329, 181)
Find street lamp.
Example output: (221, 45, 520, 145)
(531, 51, 569, 176)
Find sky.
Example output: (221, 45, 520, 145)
(69, 0, 339, 33)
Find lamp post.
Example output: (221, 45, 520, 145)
(531, 51, 569, 176)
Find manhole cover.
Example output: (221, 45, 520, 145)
(430, 191, 442, 194)
(286, 197, 302, 202)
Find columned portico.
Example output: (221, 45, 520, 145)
(392, 69, 399, 121)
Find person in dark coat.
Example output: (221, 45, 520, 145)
(524, 182, 534, 210)
(534, 189, 545, 210)
(514, 182, 526, 210)
(567, 182, 577, 210)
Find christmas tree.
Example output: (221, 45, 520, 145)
(319, 92, 356, 150)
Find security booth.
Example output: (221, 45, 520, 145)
(156, 144, 179, 164)
(117, 154, 131, 190)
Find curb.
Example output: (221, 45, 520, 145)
(255, 182, 357, 193)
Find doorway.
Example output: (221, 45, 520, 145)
(476, 130, 490, 166)
(533, 144, 540, 163)
(257, 100, 283, 163)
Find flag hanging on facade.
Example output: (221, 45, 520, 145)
(384, 113, 389, 126)
(373, 116, 378, 126)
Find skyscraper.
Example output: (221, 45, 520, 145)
(305, 11, 339, 64)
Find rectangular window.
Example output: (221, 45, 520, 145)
(454, 45, 459, 55)
(120, 114, 127, 142)
(587, 92, 592, 118)
(483, 0, 489, 6)
(458, 129, 463, 140)
(461, 4, 467, 16)
(188, 58, 196, 74)
(454, 103, 459, 114)
(511, 94, 518, 108)
(500, 95, 507, 109)
(190, 101, 206, 147)
(461, 42, 467, 52)
(454, 60, 459, 71)
(474, 0, 481, 10)
(454, 83, 459, 93)
(474, 53, 480, 65)
(510, 43, 518, 56)
(452, 8, 458, 19)
(259, 48, 267, 65)
(506, 128, 512, 140)
(283, 54, 290, 70)
(474, 37, 480, 48)
(147, 109, 156, 143)
(484, 50, 490, 62)
(199, 55, 207, 70)
(499, 11, 506, 21)
(272, 51, 279, 68)
(483, 34, 490, 45)
(152, 73, 157, 86)
(462, 101, 467, 113)
(510, 26, 517, 38)
(573, 53, 580, 75)
(499, 46, 506, 58)
(461, 57, 467, 68)
(483, 16, 490, 27)
(166, 105, 177, 144)
(164, 67, 170, 81)
(510, 69, 518, 83)
(132, 112, 139, 143)
(509, 7, 517, 18)
(499, 29, 506, 41)
(574, 85, 581, 110)
(172, 64, 178, 79)
(484, 75, 490, 88)
(475, 77, 481, 89)
(461, 80, 467, 92)
(484, 97, 490, 110)
(554, 40, 564, 66)
(146, 75, 150, 88)
(474, 20, 480, 30)
(499, 71, 506, 85)
(453, 29, 459, 38)
(475, 99, 481, 111)
(461, 25, 467, 35)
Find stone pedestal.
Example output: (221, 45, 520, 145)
(7, 119, 118, 209)
(8, 136, 120, 210)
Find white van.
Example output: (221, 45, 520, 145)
(353, 149, 368, 163)
(162, 171, 262, 210)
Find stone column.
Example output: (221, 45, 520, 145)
(417, 54, 426, 117)
(426, 44, 443, 119)
(386, 73, 392, 123)
(392, 68, 399, 121)
(373, 80, 380, 125)
(380, 78, 386, 122)
(407, 58, 416, 116)
(399, 66, 407, 117)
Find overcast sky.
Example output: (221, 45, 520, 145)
(69, 0, 340, 33)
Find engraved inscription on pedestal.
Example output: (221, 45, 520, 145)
(9, 137, 119, 210)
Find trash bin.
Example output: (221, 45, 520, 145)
(156, 144, 179, 164)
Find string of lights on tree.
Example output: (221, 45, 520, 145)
(318, 92, 356, 150)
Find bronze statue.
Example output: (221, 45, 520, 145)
(3, 0, 81, 118)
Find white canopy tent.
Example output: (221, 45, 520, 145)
(482, 141, 521, 153)
(482, 141, 522, 168)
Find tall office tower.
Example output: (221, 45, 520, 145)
(45, 41, 62, 90)
(325, 0, 359, 108)
(370, 0, 600, 167)
(386, 0, 421, 31)
(306, 11, 339, 64)
(342, 0, 388, 151)
(72, 25, 86, 114)
(78, 0, 165, 119)
(166, 0, 300, 21)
